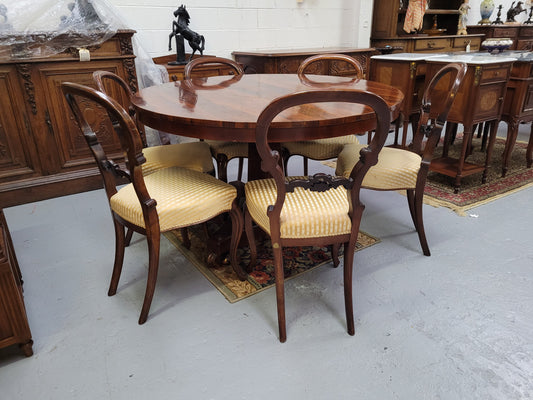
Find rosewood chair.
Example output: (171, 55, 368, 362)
(244, 88, 391, 342)
(282, 54, 365, 175)
(62, 82, 246, 324)
(184, 56, 248, 182)
(335, 62, 467, 256)
(93, 71, 216, 246)
(93, 71, 215, 176)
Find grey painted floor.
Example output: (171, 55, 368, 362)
(0, 126, 532, 400)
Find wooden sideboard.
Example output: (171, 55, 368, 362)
(0, 30, 137, 208)
(153, 54, 240, 81)
(467, 24, 533, 51)
(231, 47, 378, 78)
(370, 0, 483, 53)
(0, 209, 32, 357)
(425, 54, 515, 192)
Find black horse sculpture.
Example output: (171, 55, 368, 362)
(168, 5, 205, 62)
(506, 1, 526, 22)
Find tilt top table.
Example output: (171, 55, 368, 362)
(131, 73, 404, 180)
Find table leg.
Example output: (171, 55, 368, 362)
(501, 119, 519, 177)
(454, 124, 473, 193)
(483, 120, 498, 184)
(526, 123, 533, 168)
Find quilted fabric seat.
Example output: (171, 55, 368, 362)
(141, 141, 215, 176)
(245, 177, 352, 239)
(283, 134, 361, 163)
(335, 143, 422, 190)
(111, 166, 237, 231)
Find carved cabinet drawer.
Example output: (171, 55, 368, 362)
(414, 38, 450, 51)
(519, 26, 533, 37)
(516, 39, 533, 51)
(452, 36, 481, 50)
(491, 27, 520, 39)
(479, 66, 510, 83)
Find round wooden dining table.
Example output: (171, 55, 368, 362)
(131, 73, 404, 179)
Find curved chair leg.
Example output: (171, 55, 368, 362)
(343, 241, 356, 336)
(237, 157, 244, 182)
(180, 227, 191, 249)
(244, 208, 257, 271)
(138, 232, 161, 325)
(272, 241, 286, 343)
(125, 228, 134, 247)
(228, 200, 247, 280)
(331, 243, 340, 268)
(109, 218, 126, 296)
(407, 188, 430, 256)
(303, 156, 309, 176)
(216, 154, 230, 183)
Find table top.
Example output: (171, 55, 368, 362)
(132, 73, 404, 143)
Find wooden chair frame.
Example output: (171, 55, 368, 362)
(245, 88, 391, 342)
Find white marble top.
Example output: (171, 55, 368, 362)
(371, 51, 520, 64)
(426, 53, 517, 64)
(370, 53, 442, 61)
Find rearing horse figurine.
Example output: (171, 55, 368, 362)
(168, 5, 205, 62)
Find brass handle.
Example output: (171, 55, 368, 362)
(427, 41, 435, 48)
(45, 110, 54, 135)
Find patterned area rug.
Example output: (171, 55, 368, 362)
(322, 137, 533, 216)
(164, 227, 380, 303)
(424, 137, 533, 215)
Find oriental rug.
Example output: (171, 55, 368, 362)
(164, 227, 380, 303)
(322, 137, 533, 216)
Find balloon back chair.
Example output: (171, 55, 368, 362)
(282, 54, 365, 175)
(244, 88, 392, 342)
(93, 70, 216, 246)
(335, 62, 467, 256)
(62, 81, 246, 324)
(184, 56, 248, 182)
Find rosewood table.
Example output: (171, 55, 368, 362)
(131, 73, 403, 180)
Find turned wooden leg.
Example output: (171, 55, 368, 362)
(482, 120, 498, 184)
(453, 124, 472, 193)
(501, 119, 519, 177)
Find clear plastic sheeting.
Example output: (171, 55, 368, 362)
(0, 0, 122, 59)
(0, 0, 170, 145)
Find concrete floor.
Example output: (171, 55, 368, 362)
(0, 125, 532, 400)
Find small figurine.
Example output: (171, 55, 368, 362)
(506, 1, 526, 23)
(457, 0, 470, 35)
(168, 5, 205, 65)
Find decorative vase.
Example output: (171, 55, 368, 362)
(479, 0, 495, 25)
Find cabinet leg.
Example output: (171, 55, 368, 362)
(502, 119, 519, 177)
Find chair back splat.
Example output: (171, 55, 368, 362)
(244, 88, 391, 342)
(282, 54, 365, 175)
(183, 56, 248, 182)
(62, 82, 245, 324)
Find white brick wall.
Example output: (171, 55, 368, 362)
(107, 0, 369, 59)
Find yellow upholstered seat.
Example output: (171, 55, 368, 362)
(141, 141, 215, 176)
(111, 166, 237, 231)
(283, 135, 360, 162)
(335, 62, 467, 257)
(336, 143, 422, 190)
(245, 178, 352, 239)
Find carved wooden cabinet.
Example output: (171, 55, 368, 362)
(231, 47, 378, 78)
(0, 209, 32, 357)
(371, 0, 483, 53)
(467, 24, 533, 51)
(0, 30, 137, 208)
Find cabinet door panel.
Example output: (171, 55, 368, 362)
(0, 66, 41, 183)
(37, 61, 126, 174)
